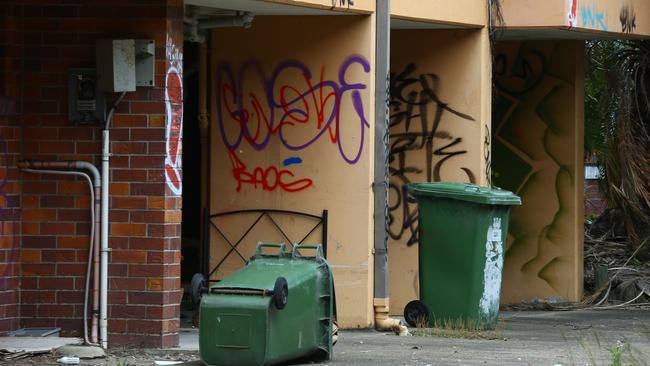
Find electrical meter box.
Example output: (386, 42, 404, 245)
(96, 39, 136, 92)
(68, 68, 105, 124)
(95, 39, 155, 92)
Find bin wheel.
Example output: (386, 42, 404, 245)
(404, 300, 430, 327)
(332, 320, 339, 346)
(273, 277, 288, 310)
(190, 273, 207, 307)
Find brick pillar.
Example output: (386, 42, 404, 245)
(15, 0, 183, 347)
(0, 1, 23, 334)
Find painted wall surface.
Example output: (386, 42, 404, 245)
(501, 0, 650, 37)
(500, 0, 568, 28)
(572, 0, 649, 34)
(493, 40, 584, 303)
(210, 16, 375, 328)
(388, 29, 492, 313)
(267, 0, 375, 13)
(391, 0, 487, 27)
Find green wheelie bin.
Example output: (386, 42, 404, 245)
(404, 182, 521, 330)
(199, 243, 335, 366)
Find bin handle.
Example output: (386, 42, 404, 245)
(292, 244, 324, 260)
(255, 242, 287, 257)
(464, 184, 480, 192)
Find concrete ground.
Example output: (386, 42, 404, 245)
(6, 309, 650, 365)
(178, 309, 650, 365)
(319, 310, 650, 366)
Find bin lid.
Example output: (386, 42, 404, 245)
(407, 182, 522, 205)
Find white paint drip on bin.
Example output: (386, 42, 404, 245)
(479, 217, 503, 321)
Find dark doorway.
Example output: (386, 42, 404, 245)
(181, 42, 202, 290)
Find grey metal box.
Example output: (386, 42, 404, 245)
(96, 39, 136, 92)
(135, 40, 155, 87)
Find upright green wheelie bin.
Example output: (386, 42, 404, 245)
(404, 182, 521, 330)
(199, 243, 335, 366)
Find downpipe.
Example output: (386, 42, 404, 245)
(372, 0, 406, 335)
(99, 90, 126, 349)
(374, 298, 408, 335)
(100, 130, 109, 349)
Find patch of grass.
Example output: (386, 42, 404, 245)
(577, 334, 646, 366)
(608, 340, 627, 366)
(410, 316, 505, 340)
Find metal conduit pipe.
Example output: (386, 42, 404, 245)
(72, 162, 102, 345)
(198, 12, 254, 29)
(18, 162, 101, 346)
(100, 90, 127, 349)
(18, 160, 101, 343)
(184, 8, 255, 43)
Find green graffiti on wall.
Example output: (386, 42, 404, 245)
(493, 41, 579, 302)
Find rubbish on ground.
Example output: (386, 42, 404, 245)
(564, 322, 592, 330)
(0, 336, 82, 360)
(8, 327, 61, 337)
(57, 356, 80, 364)
(56, 345, 106, 359)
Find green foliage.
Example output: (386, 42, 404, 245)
(585, 40, 650, 253)
(584, 41, 623, 157)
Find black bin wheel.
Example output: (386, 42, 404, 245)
(190, 273, 207, 307)
(404, 300, 430, 327)
(273, 277, 288, 310)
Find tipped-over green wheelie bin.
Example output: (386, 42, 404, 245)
(199, 243, 335, 366)
(404, 182, 521, 330)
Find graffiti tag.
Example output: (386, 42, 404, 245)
(484, 123, 492, 186)
(620, 5, 637, 33)
(388, 64, 476, 246)
(331, 0, 354, 9)
(164, 35, 183, 196)
(581, 3, 609, 31)
(216, 56, 371, 193)
(494, 47, 547, 96)
(568, 0, 578, 27)
(228, 150, 313, 193)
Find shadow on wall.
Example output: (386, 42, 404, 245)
(492, 41, 580, 303)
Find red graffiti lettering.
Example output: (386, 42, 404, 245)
(228, 151, 312, 193)
(164, 65, 183, 195)
(568, 0, 578, 27)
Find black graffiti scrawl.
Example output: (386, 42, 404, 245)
(331, 0, 354, 9)
(620, 4, 636, 33)
(388, 63, 476, 246)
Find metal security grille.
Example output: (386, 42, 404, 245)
(203, 209, 328, 280)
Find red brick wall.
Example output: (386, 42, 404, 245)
(585, 180, 606, 218)
(0, 1, 23, 334)
(5, 0, 183, 347)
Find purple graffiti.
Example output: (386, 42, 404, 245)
(216, 55, 371, 166)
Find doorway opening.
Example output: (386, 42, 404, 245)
(181, 40, 203, 327)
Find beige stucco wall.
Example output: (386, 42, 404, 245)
(209, 15, 376, 328)
(501, 0, 650, 37)
(500, 0, 568, 29)
(388, 28, 492, 314)
(391, 0, 487, 27)
(492, 40, 584, 303)
(263, 0, 487, 26)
